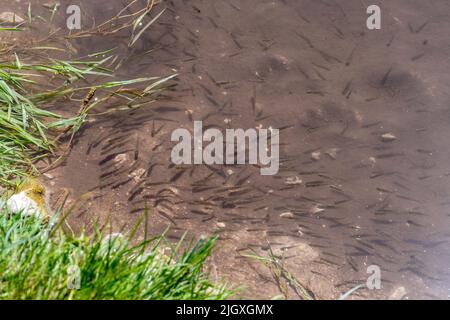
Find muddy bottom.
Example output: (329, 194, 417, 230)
(7, 0, 450, 299)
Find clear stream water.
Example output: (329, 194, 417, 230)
(4, 0, 450, 298)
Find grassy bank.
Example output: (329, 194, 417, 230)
(0, 55, 230, 298)
(0, 2, 232, 300)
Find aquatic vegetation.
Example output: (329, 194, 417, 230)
(0, 50, 174, 186)
(242, 247, 316, 300)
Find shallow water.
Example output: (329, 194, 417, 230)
(4, 0, 450, 299)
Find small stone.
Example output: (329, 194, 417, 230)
(311, 151, 321, 161)
(325, 148, 339, 160)
(280, 212, 295, 219)
(389, 286, 407, 300)
(381, 133, 397, 142)
(43, 173, 54, 180)
(114, 153, 128, 165)
(129, 168, 146, 182)
(42, 2, 60, 9)
(6, 192, 45, 218)
(168, 186, 179, 195)
(309, 205, 325, 215)
(227, 169, 234, 175)
(285, 176, 302, 185)
(216, 222, 226, 229)
(185, 109, 193, 119)
(0, 12, 24, 24)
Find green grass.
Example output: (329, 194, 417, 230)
(0, 0, 176, 186)
(0, 53, 174, 186)
(0, 209, 232, 300)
